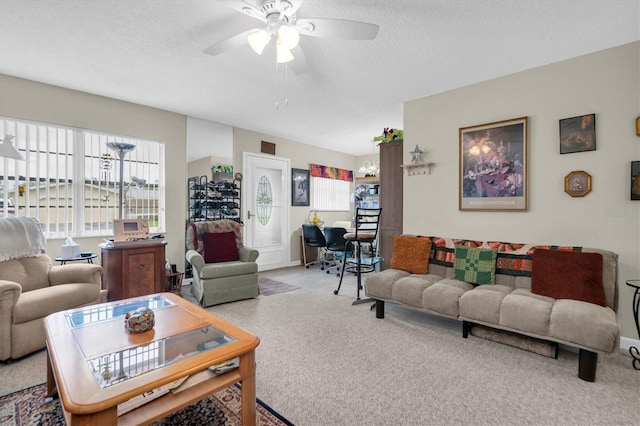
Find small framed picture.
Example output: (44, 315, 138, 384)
(291, 168, 310, 206)
(564, 170, 592, 197)
(559, 113, 596, 154)
(631, 161, 640, 200)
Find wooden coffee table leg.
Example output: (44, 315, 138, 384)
(46, 349, 58, 398)
(239, 350, 257, 425)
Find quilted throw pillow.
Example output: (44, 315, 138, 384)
(531, 249, 606, 307)
(203, 231, 240, 263)
(453, 245, 497, 285)
(390, 235, 432, 274)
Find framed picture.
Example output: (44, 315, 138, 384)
(459, 117, 528, 211)
(564, 170, 592, 197)
(559, 113, 596, 154)
(291, 168, 310, 206)
(631, 161, 640, 200)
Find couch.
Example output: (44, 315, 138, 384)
(185, 220, 260, 307)
(0, 253, 105, 361)
(365, 235, 619, 382)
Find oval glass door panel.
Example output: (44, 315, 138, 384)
(256, 175, 272, 226)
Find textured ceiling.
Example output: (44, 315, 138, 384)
(0, 0, 638, 161)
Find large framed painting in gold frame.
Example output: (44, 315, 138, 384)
(459, 117, 528, 211)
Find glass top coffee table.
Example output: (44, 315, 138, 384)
(44, 292, 259, 425)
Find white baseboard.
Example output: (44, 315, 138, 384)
(620, 336, 639, 351)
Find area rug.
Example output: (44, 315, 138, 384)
(470, 324, 558, 358)
(258, 277, 300, 296)
(0, 383, 293, 426)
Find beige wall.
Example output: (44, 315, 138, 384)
(404, 42, 640, 340)
(233, 127, 358, 262)
(0, 74, 187, 269)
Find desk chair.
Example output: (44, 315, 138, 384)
(301, 224, 330, 270)
(323, 227, 353, 276)
(334, 208, 382, 301)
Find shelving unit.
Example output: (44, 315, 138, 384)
(354, 176, 379, 209)
(187, 174, 242, 223)
(186, 173, 242, 278)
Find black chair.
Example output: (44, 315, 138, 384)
(323, 227, 353, 276)
(334, 208, 382, 301)
(301, 224, 330, 270)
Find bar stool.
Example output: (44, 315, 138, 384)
(334, 208, 382, 301)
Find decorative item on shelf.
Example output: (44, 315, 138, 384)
(124, 307, 155, 334)
(400, 145, 433, 176)
(564, 170, 592, 197)
(373, 128, 403, 143)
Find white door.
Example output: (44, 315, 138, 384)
(242, 152, 290, 271)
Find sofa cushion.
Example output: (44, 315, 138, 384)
(390, 235, 432, 274)
(422, 279, 474, 318)
(531, 249, 606, 307)
(549, 299, 618, 352)
(499, 291, 553, 336)
(391, 275, 441, 307)
(13, 283, 101, 324)
(201, 261, 258, 279)
(453, 246, 497, 285)
(365, 269, 411, 300)
(203, 232, 240, 263)
(459, 285, 512, 323)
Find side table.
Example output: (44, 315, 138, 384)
(626, 279, 640, 370)
(55, 253, 97, 265)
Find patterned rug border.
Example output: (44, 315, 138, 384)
(0, 382, 293, 426)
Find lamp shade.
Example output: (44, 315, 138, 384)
(0, 134, 24, 160)
(277, 25, 300, 50)
(248, 29, 271, 55)
(276, 44, 294, 63)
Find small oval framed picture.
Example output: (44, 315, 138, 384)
(564, 170, 592, 197)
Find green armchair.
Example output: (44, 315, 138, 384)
(185, 220, 260, 307)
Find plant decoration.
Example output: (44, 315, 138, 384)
(373, 128, 404, 143)
(212, 165, 233, 174)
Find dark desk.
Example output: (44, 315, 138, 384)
(55, 253, 97, 265)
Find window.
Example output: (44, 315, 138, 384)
(311, 176, 351, 211)
(0, 117, 165, 238)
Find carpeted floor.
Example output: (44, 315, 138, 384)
(258, 277, 301, 296)
(0, 382, 292, 426)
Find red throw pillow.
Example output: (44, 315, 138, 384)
(531, 249, 606, 307)
(203, 232, 239, 263)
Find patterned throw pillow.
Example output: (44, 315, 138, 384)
(453, 245, 497, 285)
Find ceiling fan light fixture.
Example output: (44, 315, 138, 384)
(276, 44, 294, 63)
(248, 29, 271, 55)
(277, 24, 299, 50)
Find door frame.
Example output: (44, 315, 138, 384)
(242, 152, 291, 271)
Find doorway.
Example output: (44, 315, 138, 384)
(242, 152, 291, 271)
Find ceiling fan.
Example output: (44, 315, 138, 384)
(204, 0, 379, 73)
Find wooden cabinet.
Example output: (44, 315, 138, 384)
(101, 240, 167, 301)
(379, 139, 403, 270)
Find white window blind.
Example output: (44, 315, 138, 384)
(311, 176, 350, 211)
(0, 117, 165, 238)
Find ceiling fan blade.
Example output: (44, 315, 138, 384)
(218, 0, 267, 23)
(295, 18, 379, 40)
(290, 45, 308, 75)
(203, 29, 254, 56)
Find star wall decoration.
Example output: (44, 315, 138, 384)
(410, 145, 424, 163)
